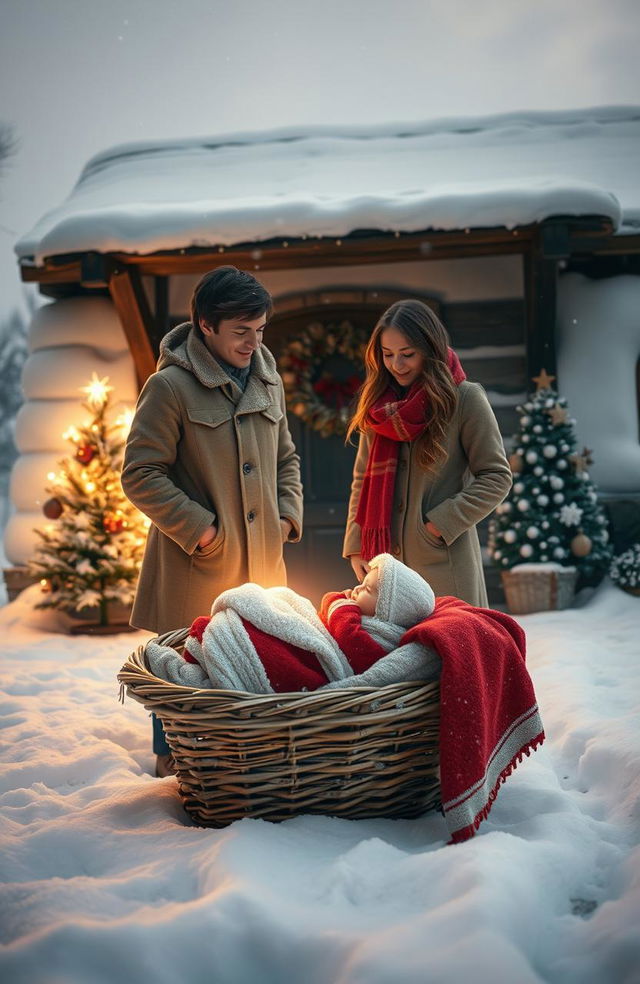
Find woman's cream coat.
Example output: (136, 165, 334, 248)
(122, 324, 303, 634)
(343, 381, 512, 606)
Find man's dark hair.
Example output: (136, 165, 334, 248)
(190, 266, 273, 335)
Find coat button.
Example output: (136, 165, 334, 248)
(247, 510, 255, 522)
(242, 462, 252, 474)
(393, 544, 401, 556)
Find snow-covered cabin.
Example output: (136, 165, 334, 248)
(7, 105, 640, 601)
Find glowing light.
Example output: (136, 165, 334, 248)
(85, 481, 96, 493)
(47, 471, 57, 481)
(80, 373, 113, 408)
(62, 426, 80, 442)
(115, 407, 135, 435)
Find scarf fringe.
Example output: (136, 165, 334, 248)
(448, 730, 546, 844)
(361, 528, 392, 563)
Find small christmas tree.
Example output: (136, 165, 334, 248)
(489, 369, 612, 588)
(29, 374, 147, 626)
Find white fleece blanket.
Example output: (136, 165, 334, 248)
(146, 583, 441, 694)
(147, 583, 352, 693)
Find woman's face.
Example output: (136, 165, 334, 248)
(379, 325, 425, 388)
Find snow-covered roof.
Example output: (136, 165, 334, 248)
(17, 106, 640, 264)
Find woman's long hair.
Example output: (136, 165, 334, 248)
(347, 299, 459, 472)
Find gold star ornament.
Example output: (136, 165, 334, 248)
(547, 404, 569, 426)
(581, 446, 594, 466)
(570, 452, 588, 474)
(532, 368, 556, 391)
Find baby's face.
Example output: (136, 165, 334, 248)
(350, 566, 380, 617)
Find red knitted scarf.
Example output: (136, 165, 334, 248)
(355, 348, 466, 560)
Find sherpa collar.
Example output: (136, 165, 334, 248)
(157, 321, 280, 390)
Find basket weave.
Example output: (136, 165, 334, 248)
(118, 628, 441, 828)
(501, 567, 578, 615)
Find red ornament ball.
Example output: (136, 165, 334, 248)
(103, 514, 124, 534)
(76, 444, 96, 465)
(42, 497, 63, 519)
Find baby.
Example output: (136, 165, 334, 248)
(317, 552, 436, 679)
(175, 553, 437, 694)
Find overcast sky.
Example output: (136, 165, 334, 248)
(1, 0, 639, 318)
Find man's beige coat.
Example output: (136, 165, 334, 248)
(122, 324, 303, 634)
(343, 381, 512, 606)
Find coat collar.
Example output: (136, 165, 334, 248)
(158, 321, 280, 391)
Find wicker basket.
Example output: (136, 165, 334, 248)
(501, 567, 578, 615)
(118, 627, 441, 827)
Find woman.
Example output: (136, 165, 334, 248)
(343, 299, 512, 606)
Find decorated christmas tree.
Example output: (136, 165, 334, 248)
(29, 374, 147, 626)
(489, 369, 612, 588)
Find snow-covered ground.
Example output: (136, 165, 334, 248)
(0, 581, 638, 984)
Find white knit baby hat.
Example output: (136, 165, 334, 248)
(368, 553, 436, 627)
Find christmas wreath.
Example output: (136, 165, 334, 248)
(280, 320, 367, 437)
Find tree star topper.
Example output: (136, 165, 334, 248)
(80, 373, 113, 409)
(532, 368, 556, 391)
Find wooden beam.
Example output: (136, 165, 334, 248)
(108, 267, 157, 389)
(19, 214, 621, 287)
(590, 233, 640, 256)
(523, 229, 558, 387)
(110, 227, 534, 276)
(154, 275, 170, 343)
(20, 259, 82, 284)
(21, 227, 530, 285)
(81, 252, 111, 288)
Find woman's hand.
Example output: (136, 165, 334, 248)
(280, 518, 293, 542)
(197, 524, 218, 550)
(425, 521, 443, 540)
(350, 554, 371, 580)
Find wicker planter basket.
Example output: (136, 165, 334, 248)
(620, 585, 640, 597)
(118, 628, 441, 828)
(501, 567, 578, 615)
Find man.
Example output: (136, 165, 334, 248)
(122, 266, 303, 775)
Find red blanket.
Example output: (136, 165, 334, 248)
(401, 596, 544, 843)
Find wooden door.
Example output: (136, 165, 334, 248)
(267, 290, 440, 605)
(269, 305, 367, 604)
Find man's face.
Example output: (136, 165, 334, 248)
(200, 313, 267, 369)
(350, 566, 380, 617)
